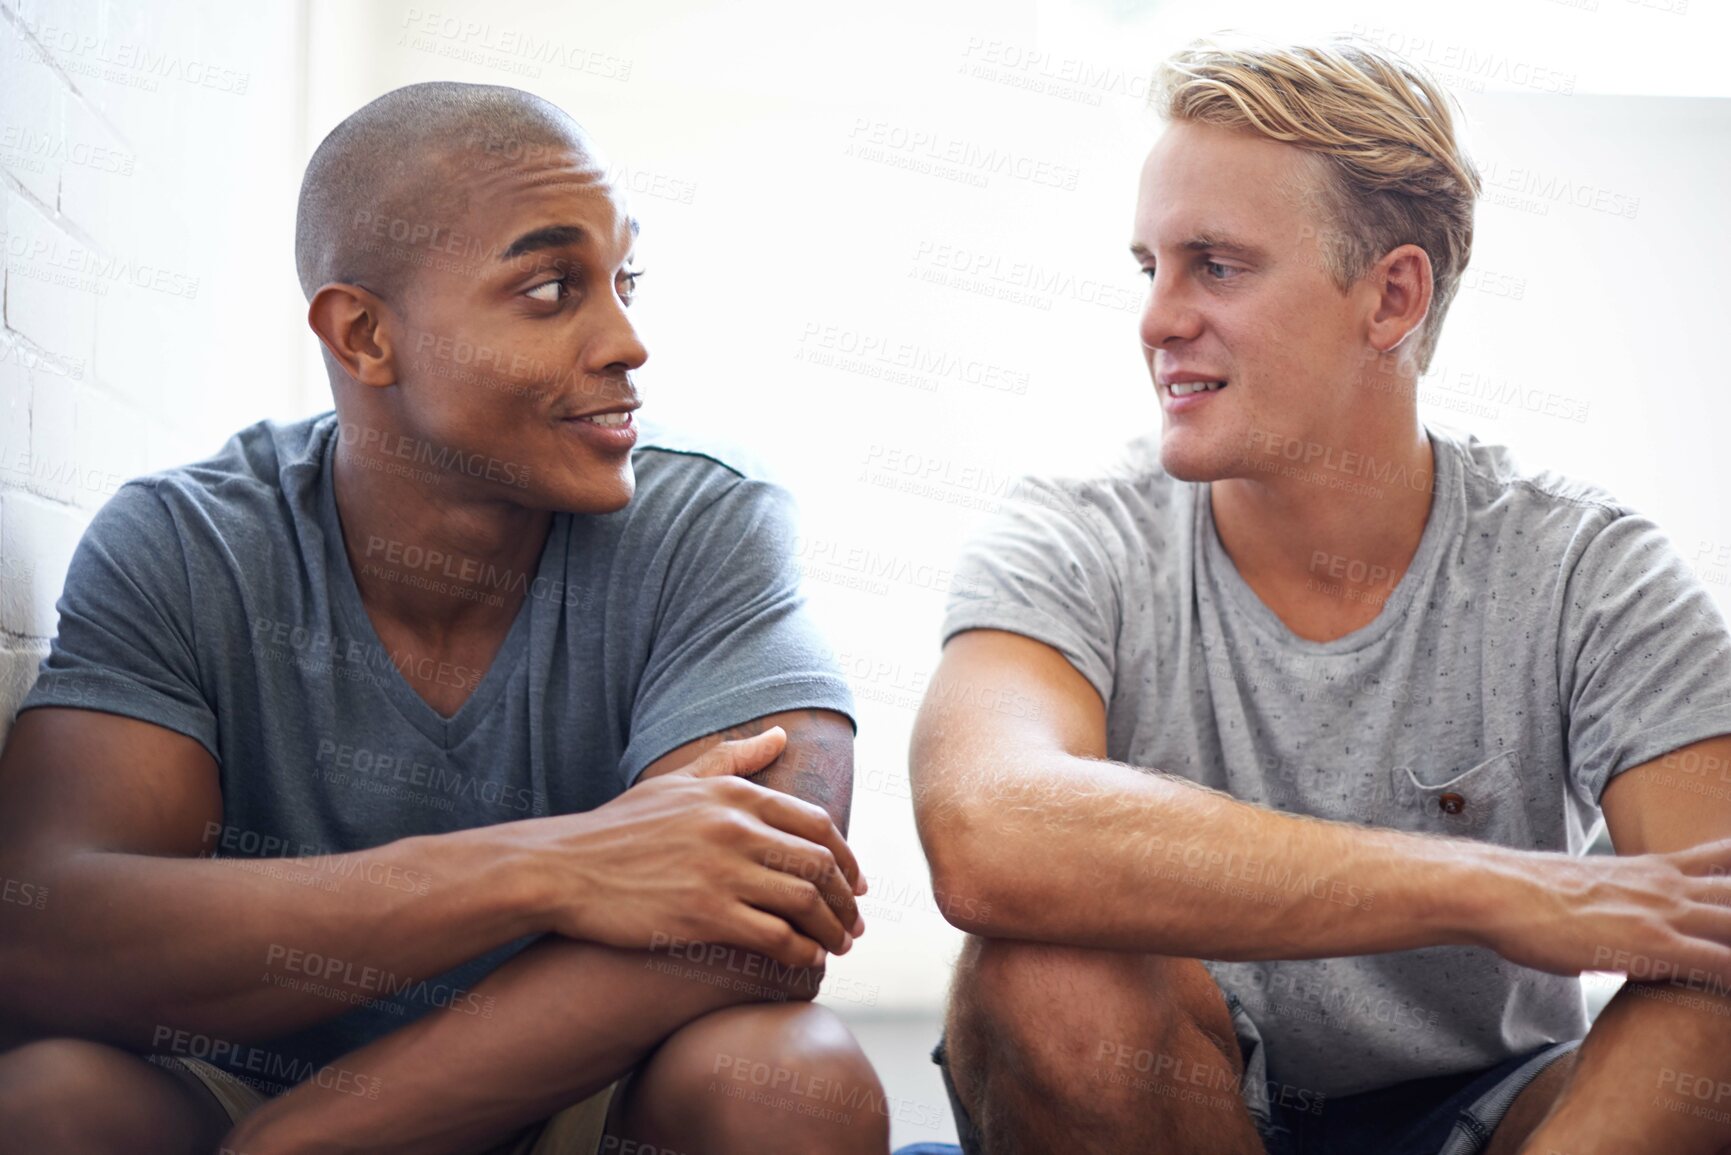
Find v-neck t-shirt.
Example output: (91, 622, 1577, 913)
(19, 409, 855, 1085)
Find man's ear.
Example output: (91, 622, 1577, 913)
(307, 283, 399, 388)
(1365, 243, 1434, 358)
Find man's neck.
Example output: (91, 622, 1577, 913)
(330, 438, 553, 647)
(1209, 423, 1435, 640)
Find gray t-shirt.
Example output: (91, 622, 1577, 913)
(19, 410, 854, 1090)
(943, 422, 1731, 1097)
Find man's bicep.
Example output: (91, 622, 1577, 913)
(910, 628, 1109, 799)
(632, 708, 855, 834)
(0, 707, 221, 860)
(1601, 732, 1731, 856)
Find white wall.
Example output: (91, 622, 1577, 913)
(5, 0, 1728, 1023)
(0, 0, 309, 732)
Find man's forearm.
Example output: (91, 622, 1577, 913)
(0, 824, 546, 1049)
(924, 748, 1524, 959)
(222, 935, 824, 1155)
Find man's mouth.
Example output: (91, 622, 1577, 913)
(1165, 380, 1228, 397)
(571, 410, 633, 427)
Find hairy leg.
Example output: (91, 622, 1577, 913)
(0, 1037, 232, 1155)
(1491, 984, 1731, 1155)
(944, 936, 1264, 1155)
(604, 1001, 887, 1154)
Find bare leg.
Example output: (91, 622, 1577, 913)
(1492, 985, 1731, 1155)
(944, 936, 1264, 1155)
(604, 1001, 887, 1154)
(0, 1037, 232, 1155)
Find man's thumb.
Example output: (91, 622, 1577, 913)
(684, 726, 788, 778)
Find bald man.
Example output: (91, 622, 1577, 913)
(0, 83, 887, 1155)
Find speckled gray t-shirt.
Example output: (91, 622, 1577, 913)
(942, 421, 1731, 1097)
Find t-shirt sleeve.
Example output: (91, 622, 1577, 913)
(1558, 507, 1731, 808)
(618, 477, 856, 784)
(16, 481, 218, 760)
(940, 477, 1122, 707)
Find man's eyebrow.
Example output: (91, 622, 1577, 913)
(1128, 235, 1264, 262)
(499, 217, 643, 261)
(501, 225, 587, 260)
(1181, 234, 1263, 258)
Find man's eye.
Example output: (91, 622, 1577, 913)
(525, 276, 571, 303)
(619, 267, 644, 303)
(1203, 260, 1236, 280)
(1140, 266, 1156, 282)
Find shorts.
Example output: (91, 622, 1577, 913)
(919, 990, 1582, 1155)
(154, 1056, 619, 1154)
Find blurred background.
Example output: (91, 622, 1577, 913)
(3, 0, 1728, 1145)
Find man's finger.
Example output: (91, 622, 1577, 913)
(756, 830, 864, 936)
(741, 868, 852, 955)
(682, 727, 788, 778)
(755, 791, 864, 892)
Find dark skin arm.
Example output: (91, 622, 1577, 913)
(0, 707, 861, 1052)
(219, 708, 864, 1155)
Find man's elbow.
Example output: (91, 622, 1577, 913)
(917, 804, 1011, 937)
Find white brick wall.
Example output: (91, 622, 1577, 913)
(0, 0, 312, 744)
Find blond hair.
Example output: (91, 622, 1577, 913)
(1154, 37, 1481, 370)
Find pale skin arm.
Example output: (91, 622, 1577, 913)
(1516, 734, 1731, 1155)
(911, 630, 1731, 981)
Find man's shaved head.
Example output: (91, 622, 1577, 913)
(294, 81, 599, 301)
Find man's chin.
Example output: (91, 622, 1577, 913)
(557, 472, 636, 516)
(1158, 431, 1239, 484)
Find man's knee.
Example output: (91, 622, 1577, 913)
(640, 1002, 887, 1144)
(950, 938, 1242, 1103)
(0, 1037, 174, 1150)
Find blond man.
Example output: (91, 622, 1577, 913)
(907, 39, 1731, 1155)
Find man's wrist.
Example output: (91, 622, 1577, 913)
(444, 821, 564, 940)
(1417, 837, 1539, 951)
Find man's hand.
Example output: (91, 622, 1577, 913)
(1475, 837, 1731, 984)
(524, 728, 867, 968)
